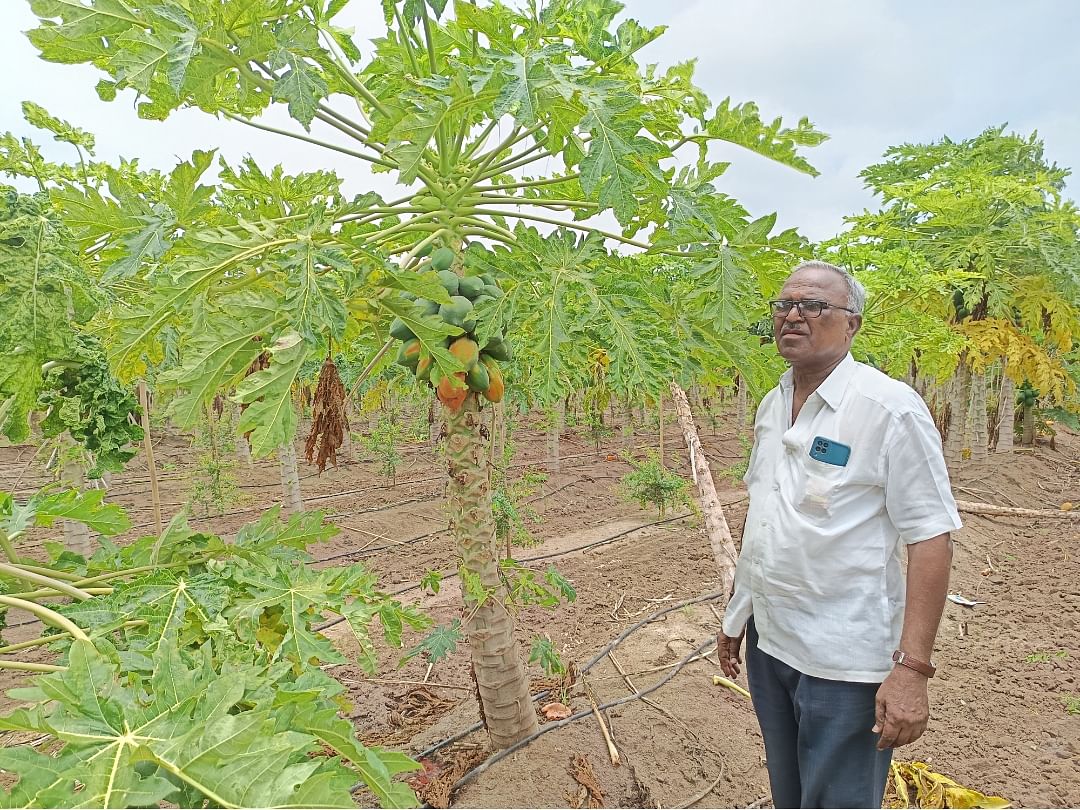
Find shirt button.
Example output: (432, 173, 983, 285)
(772, 484, 780, 492)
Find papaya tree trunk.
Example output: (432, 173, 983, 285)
(547, 401, 563, 474)
(137, 381, 163, 536)
(670, 382, 737, 596)
(60, 438, 91, 556)
(996, 372, 1015, 453)
(657, 394, 665, 467)
(446, 394, 538, 748)
(1021, 403, 1036, 446)
(736, 376, 748, 430)
(943, 363, 971, 473)
(493, 401, 507, 467)
(278, 441, 303, 514)
(970, 369, 989, 462)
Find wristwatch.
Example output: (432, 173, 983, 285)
(892, 650, 936, 678)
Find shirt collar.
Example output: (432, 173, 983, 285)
(779, 352, 856, 410)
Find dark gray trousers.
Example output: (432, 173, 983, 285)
(745, 618, 892, 809)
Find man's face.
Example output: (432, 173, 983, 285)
(774, 268, 862, 369)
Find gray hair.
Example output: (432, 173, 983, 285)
(788, 260, 867, 315)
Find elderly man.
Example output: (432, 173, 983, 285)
(718, 260, 960, 809)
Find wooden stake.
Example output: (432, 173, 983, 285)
(670, 382, 738, 598)
(955, 499, 1080, 519)
(582, 677, 620, 767)
(137, 381, 162, 536)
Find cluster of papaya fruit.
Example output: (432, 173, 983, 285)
(391, 247, 512, 410)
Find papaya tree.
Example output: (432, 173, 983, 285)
(832, 127, 1080, 464)
(24, 0, 826, 747)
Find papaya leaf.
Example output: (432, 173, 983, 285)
(232, 331, 309, 457)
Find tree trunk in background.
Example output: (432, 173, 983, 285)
(736, 376, 748, 431)
(969, 370, 989, 462)
(428, 397, 441, 449)
(623, 402, 636, 449)
(943, 364, 971, 473)
(996, 372, 1015, 453)
(137, 382, 163, 536)
(235, 436, 253, 468)
(445, 394, 538, 749)
(493, 402, 507, 467)
(278, 441, 303, 513)
(61, 438, 91, 555)
(547, 401, 563, 474)
(670, 382, 737, 597)
(1021, 404, 1036, 446)
(657, 394, 665, 467)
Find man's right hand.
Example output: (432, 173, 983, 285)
(717, 630, 745, 679)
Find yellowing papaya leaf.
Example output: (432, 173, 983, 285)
(888, 761, 1011, 809)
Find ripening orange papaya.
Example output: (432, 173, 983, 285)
(482, 357, 504, 403)
(437, 372, 468, 411)
(448, 336, 479, 368)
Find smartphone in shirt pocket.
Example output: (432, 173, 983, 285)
(797, 436, 850, 517)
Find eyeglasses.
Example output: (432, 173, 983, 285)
(768, 299, 856, 318)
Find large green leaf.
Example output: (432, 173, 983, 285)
(0, 639, 358, 809)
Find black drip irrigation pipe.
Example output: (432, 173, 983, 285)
(446, 637, 717, 798)
(123, 452, 615, 531)
(313, 513, 694, 634)
(409, 587, 727, 764)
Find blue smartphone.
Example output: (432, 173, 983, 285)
(809, 436, 851, 467)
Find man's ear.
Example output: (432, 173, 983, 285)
(848, 314, 863, 340)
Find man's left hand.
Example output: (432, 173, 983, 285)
(872, 666, 929, 750)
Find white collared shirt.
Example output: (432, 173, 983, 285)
(722, 353, 962, 682)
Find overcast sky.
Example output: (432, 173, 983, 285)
(3, 0, 1079, 242)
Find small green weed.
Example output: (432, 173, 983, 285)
(1062, 695, 1080, 716)
(618, 451, 694, 516)
(362, 413, 405, 484)
(721, 435, 754, 486)
(529, 635, 566, 677)
(187, 409, 241, 517)
(1024, 650, 1069, 665)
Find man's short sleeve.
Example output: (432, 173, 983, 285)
(883, 402, 963, 543)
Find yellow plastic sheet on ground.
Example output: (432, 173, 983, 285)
(888, 761, 1011, 809)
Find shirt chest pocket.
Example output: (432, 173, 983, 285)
(794, 456, 847, 519)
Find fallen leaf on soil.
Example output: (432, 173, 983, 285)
(568, 754, 605, 808)
(541, 701, 573, 720)
(887, 761, 1011, 808)
(407, 748, 488, 809)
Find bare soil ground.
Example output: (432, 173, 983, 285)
(1, 408, 1078, 808)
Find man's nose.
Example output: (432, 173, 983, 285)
(784, 304, 805, 323)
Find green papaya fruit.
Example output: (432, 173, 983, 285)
(437, 269, 460, 296)
(466, 359, 490, 393)
(396, 338, 421, 370)
(439, 295, 474, 328)
(458, 276, 485, 299)
(420, 298, 440, 315)
(482, 336, 512, 361)
(390, 318, 416, 341)
(482, 284, 504, 299)
(431, 247, 456, 272)
(479, 272, 496, 287)
(416, 243, 434, 258)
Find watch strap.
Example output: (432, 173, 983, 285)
(892, 649, 935, 677)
